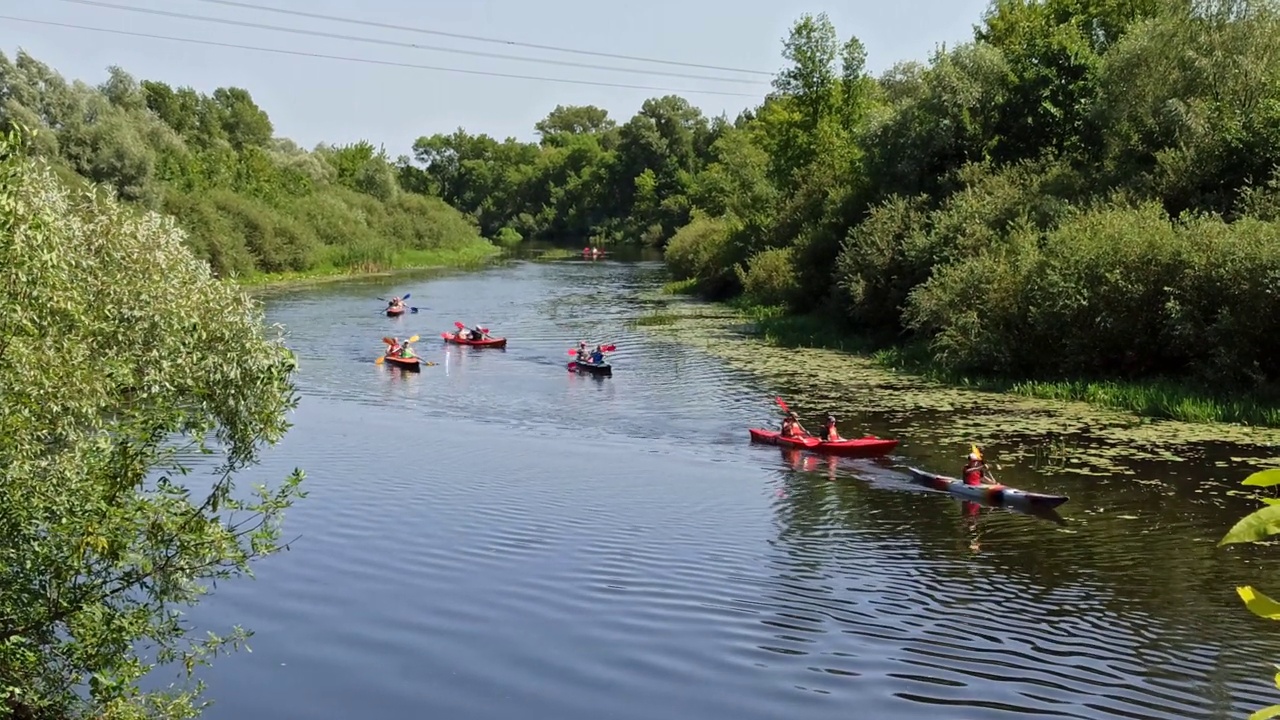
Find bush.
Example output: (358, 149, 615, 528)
(663, 213, 745, 298)
(737, 246, 800, 308)
(905, 201, 1280, 388)
(0, 127, 304, 719)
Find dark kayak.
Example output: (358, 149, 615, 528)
(568, 360, 612, 376)
(906, 467, 1068, 509)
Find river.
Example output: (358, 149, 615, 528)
(182, 253, 1280, 720)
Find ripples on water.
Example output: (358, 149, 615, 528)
(176, 259, 1280, 720)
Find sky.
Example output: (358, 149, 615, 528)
(0, 0, 991, 157)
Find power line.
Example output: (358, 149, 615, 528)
(52, 0, 767, 86)
(0, 16, 762, 97)
(185, 0, 775, 78)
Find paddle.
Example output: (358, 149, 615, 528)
(566, 344, 616, 355)
(374, 334, 419, 364)
(774, 397, 820, 447)
(453, 320, 493, 336)
(380, 293, 420, 313)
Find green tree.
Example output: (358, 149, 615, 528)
(0, 126, 305, 718)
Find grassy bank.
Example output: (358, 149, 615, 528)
(236, 243, 500, 287)
(682, 293, 1280, 428)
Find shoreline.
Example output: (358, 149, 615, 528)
(234, 244, 503, 291)
(651, 281, 1280, 433)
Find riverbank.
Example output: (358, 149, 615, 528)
(236, 244, 501, 289)
(654, 280, 1280, 430)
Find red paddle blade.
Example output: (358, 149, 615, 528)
(567, 349, 578, 355)
(454, 321, 465, 328)
(603, 344, 616, 351)
(441, 332, 451, 338)
(775, 397, 790, 413)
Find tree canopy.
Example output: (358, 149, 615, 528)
(396, 0, 1280, 394)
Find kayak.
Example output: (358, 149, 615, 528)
(569, 360, 612, 376)
(748, 428, 899, 457)
(443, 332, 507, 348)
(382, 354, 420, 370)
(906, 467, 1068, 509)
(386, 305, 406, 317)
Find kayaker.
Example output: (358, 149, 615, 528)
(589, 345, 605, 364)
(576, 341, 590, 362)
(822, 414, 843, 442)
(388, 296, 402, 309)
(386, 337, 401, 355)
(780, 412, 807, 438)
(962, 451, 991, 486)
(472, 324, 488, 339)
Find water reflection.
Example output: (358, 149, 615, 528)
(205, 257, 1280, 720)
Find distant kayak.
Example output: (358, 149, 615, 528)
(906, 467, 1068, 509)
(386, 305, 406, 317)
(568, 360, 612, 376)
(381, 354, 420, 370)
(748, 428, 899, 457)
(442, 332, 507, 348)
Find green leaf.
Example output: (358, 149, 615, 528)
(1237, 586, 1280, 620)
(1243, 469, 1280, 488)
(1220, 505, 1280, 545)
(1249, 703, 1280, 720)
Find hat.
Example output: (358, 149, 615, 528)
(967, 452, 979, 461)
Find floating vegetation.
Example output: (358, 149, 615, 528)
(634, 295, 1280, 482)
(630, 310, 679, 328)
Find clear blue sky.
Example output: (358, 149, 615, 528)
(0, 0, 990, 157)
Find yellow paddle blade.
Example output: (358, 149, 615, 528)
(407, 334, 419, 343)
(971, 444, 982, 460)
(374, 356, 384, 364)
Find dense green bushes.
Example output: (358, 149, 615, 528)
(398, 1, 1280, 398)
(0, 51, 493, 280)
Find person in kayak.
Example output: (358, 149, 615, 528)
(589, 345, 605, 364)
(780, 412, 807, 438)
(962, 451, 992, 486)
(472, 324, 488, 340)
(385, 337, 401, 355)
(575, 341, 590, 363)
(822, 414, 844, 442)
(387, 296, 403, 310)
(398, 339, 415, 358)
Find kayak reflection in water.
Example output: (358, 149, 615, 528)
(822, 414, 844, 442)
(962, 445, 993, 486)
(780, 412, 808, 438)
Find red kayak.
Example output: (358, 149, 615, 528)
(442, 332, 507, 348)
(381, 353, 420, 370)
(748, 428, 899, 457)
(386, 305, 406, 317)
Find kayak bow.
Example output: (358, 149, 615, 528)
(748, 428, 899, 457)
(386, 305, 406, 317)
(906, 467, 1068, 509)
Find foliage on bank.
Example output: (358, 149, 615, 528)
(0, 51, 494, 280)
(414, 0, 1280, 404)
(0, 125, 305, 718)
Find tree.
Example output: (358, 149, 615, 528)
(534, 104, 615, 142)
(0, 125, 305, 719)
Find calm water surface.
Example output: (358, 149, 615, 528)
(182, 256, 1280, 720)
